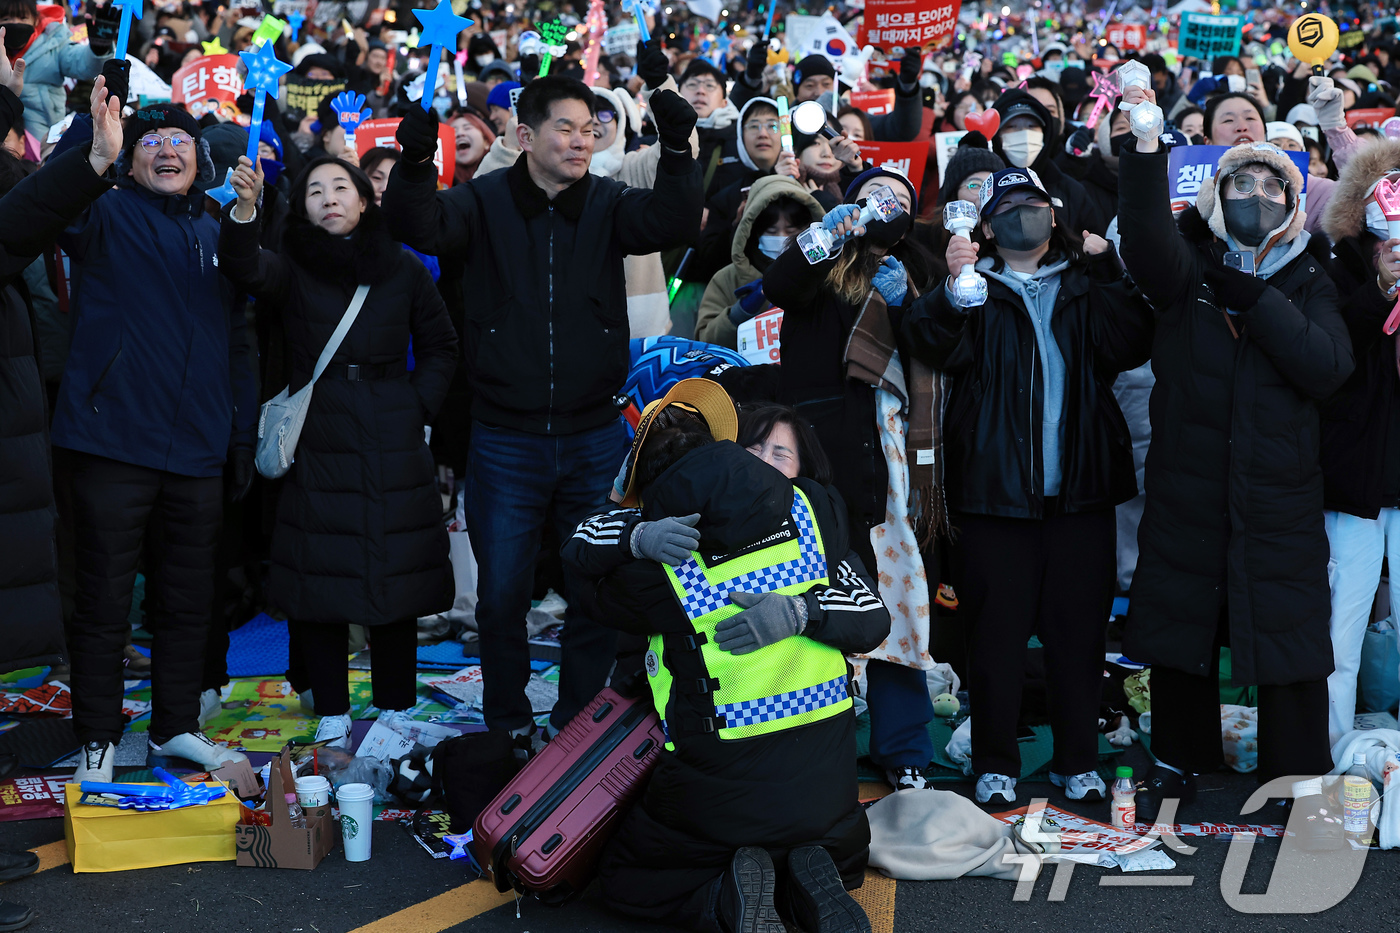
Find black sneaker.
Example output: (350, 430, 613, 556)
(0, 900, 33, 932)
(783, 846, 871, 933)
(0, 852, 38, 884)
(716, 847, 785, 933)
(1136, 765, 1196, 825)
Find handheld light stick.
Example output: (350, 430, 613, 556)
(1288, 12, 1339, 77)
(1083, 69, 1118, 129)
(777, 96, 793, 153)
(796, 184, 906, 264)
(942, 200, 988, 308)
(763, 0, 776, 41)
(112, 0, 142, 59)
(1115, 58, 1164, 138)
(623, 0, 652, 44)
(537, 19, 567, 77)
(240, 41, 293, 164)
(1375, 177, 1400, 258)
(413, 0, 474, 112)
(791, 99, 839, 140)
(287, 10, 305, 40)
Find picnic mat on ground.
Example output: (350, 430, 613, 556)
(227, 613, 290, 678)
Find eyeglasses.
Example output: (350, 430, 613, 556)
(139, 132, 194, 153)
(682, 78, 722, 93)
(963, 179, 984, 191)
(1229, 173, 1288, 198)
(744, 120, 780, 134)
(596, 110, 615, 124)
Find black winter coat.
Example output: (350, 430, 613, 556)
(219, 205, 459, 626)
(901, 248, 1152, 519)
(383, 148, 702, 436)
(1117, 144, 1354, 686)
(0, 147, 111, 672)
(567, 441, 888, 855)
(1319, 233, 1400, 519)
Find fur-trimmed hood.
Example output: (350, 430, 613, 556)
(588, 85, 642, 179)
(285, 204, 404, 286)
(1196, 141, 1306, 254)
(1322, 137, 1400, 243)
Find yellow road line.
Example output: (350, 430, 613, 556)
(2, 841, 68, 884)
(851, 868, 896, 933)
(345, 880, 516, 933)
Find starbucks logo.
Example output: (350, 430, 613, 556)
(341, 815, 359, 839)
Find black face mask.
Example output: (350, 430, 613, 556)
(1109, 132, 1133, 157)
(0, 23, 33, 56)
(1221, 194, 1289, 247)
(863, 209, 912, 249)
(988, 204, 1054, 252)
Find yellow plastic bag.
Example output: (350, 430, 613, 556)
(63, 783, 238, 873)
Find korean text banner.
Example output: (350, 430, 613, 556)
(1179, 13, 1242, 61)
(856, 139, 929, 198)
(858, 0, 961, 52)
(1167, 145, 1309, 216)
(284, 75, 347, 119)
(171, 54, 246, 125)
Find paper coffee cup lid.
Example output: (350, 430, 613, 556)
(296, 775, 330, 789)
(336, 782, 375, 800)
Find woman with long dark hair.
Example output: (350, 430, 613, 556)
(762, 168, 943, 791)
(902, 166, 1153, 806)
(222, 155, 459, 747)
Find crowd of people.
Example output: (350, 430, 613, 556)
(3, 0, 1400, 930)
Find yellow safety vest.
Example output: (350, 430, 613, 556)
(649, 487, 852, 748)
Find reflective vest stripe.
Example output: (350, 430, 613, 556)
(714, 674, 849, 728)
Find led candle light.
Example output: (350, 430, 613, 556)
(240, 41, 292, 164)
(943, 199, 989, 308)
(413, 0, 474, 112)
(797, 184, 905, 265)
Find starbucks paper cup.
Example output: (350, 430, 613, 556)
(336, 782, 374, 862)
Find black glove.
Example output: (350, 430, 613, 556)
(650, 88, 697, 152)
(1065, 124, 1095, 157)
(898, 50, 922, 88)
(87, 0, 121, 54)
(1204, 260, 1269, 311)
(100, 57, 129, 109)
(637, 39, 669, 91)
(396, 104, 440, 164)
(519, 53, 541, 84)
(745, 39, 767, 88)
(227, 447, 254, 503)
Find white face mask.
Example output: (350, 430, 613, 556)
(1042, 61, 1065, 82)
(757, 235, 787, 259)
(617, 65, 634, 80)
(1366, 200, 1392, 241)
(1000, 127, 1044, 168)
(475, 53, 495, 66)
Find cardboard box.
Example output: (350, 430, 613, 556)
(235, 748, 338, 869)
(63, 781, 239, 873)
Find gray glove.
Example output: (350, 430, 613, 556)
(630, 513, 701, 565)
(1308, 76, 1347, 131)
(713, 591, 808, 655)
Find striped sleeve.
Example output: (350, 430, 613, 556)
(799, 552, 892, 655)
(562, 507, 644, 578)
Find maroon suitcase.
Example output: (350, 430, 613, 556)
(473, 687, 665, 903)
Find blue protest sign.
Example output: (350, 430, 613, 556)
(1179, 12, 1242, 61)
(1167, 145, 1310, 216)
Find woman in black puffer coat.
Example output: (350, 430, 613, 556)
(221, 155, 458, 742)
(1116, 87, 1354, 822)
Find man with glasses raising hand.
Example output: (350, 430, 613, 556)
(55, 103, 255, 785)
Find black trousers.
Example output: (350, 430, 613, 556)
(957, 508, 1116, 778)
(291, 618, 417, 716)
(59, 449, 222, 745)
(1151, 646, 1333, 783)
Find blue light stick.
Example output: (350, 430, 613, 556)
(288, 10, 306, 39)
(413, 0, 474, 113)
(763, 0, 777, 41)
(112, 0, 142, 59)
(622, 0, 651, 44)
(239, 41, 293, 164)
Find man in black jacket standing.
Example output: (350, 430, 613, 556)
(384, 75, 703, 740)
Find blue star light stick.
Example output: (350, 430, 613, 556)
(207, 168, 239, 208)
(622, 0, 650, 44)
(112, 0, 142, 59)
(412, 0, 473, 113)
(240, 41, 293, 164)
(288, 10, 305, 39)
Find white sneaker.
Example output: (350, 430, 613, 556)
(148, 732, 249, 770)
(1050, 770, 1108, 802)
(198, 688, 221, 728)
(885, 766, 931, 791)
(72, 741, 116, 785)
(975, 772, 1018, 804)
(314, 713, 353, 749)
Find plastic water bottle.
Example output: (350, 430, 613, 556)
(285, 793, 307, 829)
(1111, 766, 1136, 830)
(1343, 753, 1375, 843)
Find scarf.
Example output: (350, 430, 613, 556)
(843, 284, 948, 547)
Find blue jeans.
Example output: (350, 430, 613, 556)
(865, 659, 935, 770)
(466, 419, 627, 731)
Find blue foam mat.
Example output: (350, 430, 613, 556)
(227, 612, 290, 677)
(416, 640, 552, 671)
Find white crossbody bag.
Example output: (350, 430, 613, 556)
(255, 284, 370, 479)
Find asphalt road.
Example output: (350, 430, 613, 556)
(5, 741, 1396, 933)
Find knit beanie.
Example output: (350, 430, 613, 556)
(124, 103, 202, 152)
(793, 54, 836, 89)
(936, 133, 1005, 205)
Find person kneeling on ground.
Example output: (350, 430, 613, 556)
(563, 379, 890, 933)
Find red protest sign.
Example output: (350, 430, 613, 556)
(355, 118, 459, 188)
(1346, 107, 1396, 130)
(858, 0, 961, 52)
(1104, 23, 1146, 50)
(856, 139, 929, 198)
(850, 89, 896, 116)
(171, 54, 246, 125)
